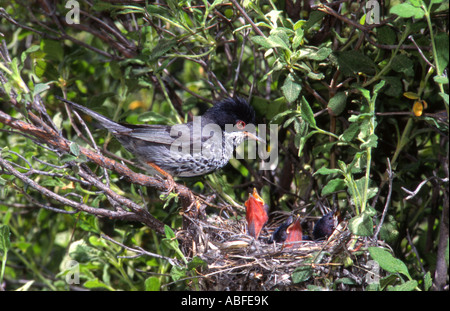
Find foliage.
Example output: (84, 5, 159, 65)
(0, 0, 448, 291)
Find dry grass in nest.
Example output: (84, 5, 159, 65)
(180, 213, 380, 291)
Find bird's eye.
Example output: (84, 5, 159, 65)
(236, 120, 246, 130)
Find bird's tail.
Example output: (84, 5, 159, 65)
(55, 96, 127, 133)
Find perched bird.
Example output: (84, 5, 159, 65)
(245, 188, 269, 239)
(57, 96, 262, 186)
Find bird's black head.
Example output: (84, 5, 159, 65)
(203, 97, 256, 130)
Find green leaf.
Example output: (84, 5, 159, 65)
(377, 26, 396, 45)
(84, 278, 113, 290)
(13, 242, 31, 254)
(60, 154, 78, 163)
(433, 75, 449, 84)
(41, 178, 67, 187)
(145, 276, 161, 291)
(292, 261, 313, 283)
(312, 141, 337, 157)
(322, 178, 346, 196)
(369, 247, 411, 279)
(424, 271, 432, 291)
(32, 83, 51, 97)
(360, 134, 379, 149)
(40, 39, 64, 62)
(300, 96, 316, 128)
(305, 47, 332, 61)
(348, 112, 373, 123)
(306, 71, 325, 80)
(170, 265, 187, 281)
(439, 92, 449, 105)
(252, 33, 291, 51)
(251, 36, 272, 50)
(341, 122, 360, 142)
(304, 11, 326, 30)
(435, 33, 449, 75)
(349, 212, 373, 236)
(390, 3, 425, 19)
(383, 76, 403, 97)
(387, 280, 418, 291)
(271, 109, 295, 124)
(292, 27, 304, 49)
(373, 80, 386, 96)
(314, 167, 342, 176)
(162, 225, 187, 264)
(270, 29, 291, 49)
(358, 87, 371, 103)
(354, 177, 378, 201)
(379, 216, 400, 244)
(70, 142, 81, 157)
(22, 45, 40, 59)
(337, 51, 376, 76)
(409, 0, 422, 7)
(327, 91, 347, 116)
(69, 240, 100, 263)
(0, 225, 11, 253)
(391, 54, 414, 77)
(292, 251, 325, 283)
(147, 39, 177, 61)
(187, 256, 207, 271)
(282, 73, 302, 103)
(164, 225, 176, 240)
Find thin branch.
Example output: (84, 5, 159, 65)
(373, 158, 394, 241)
(229, 0, 267, 38)
(101, 234, 181, 267)
(0, 156, 133, 219)
(0, 108, 200, 233)
(401, 176, 448, 200)
(408, 35, 435, 68)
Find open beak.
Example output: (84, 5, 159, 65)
(284, 217, 303, 248)
(245, 188, 269, 239)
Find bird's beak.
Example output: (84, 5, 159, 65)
(243, 131, 266, 144)
(245, 188, 269, 239)
(284, 217, 303, 248)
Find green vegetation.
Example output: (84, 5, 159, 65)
(0, 0, 448, 291)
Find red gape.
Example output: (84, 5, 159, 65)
(245, 188, 269, 239)
(284, 217, 303, 248)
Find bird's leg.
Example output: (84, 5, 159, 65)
(147, 162, 176, 195)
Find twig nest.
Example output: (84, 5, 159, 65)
(181, 213, 378, 290)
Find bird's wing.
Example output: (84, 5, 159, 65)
(121, 124, 179, 145)
(125, 123, 220, 146)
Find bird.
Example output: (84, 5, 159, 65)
(268, 216, 293, 243)
(268, 209, 341, 245)
(312, 210, 340, 241)
(245, 188, 269, 239)
(57, 96, 263, 189)
(284, 217, 303, 248)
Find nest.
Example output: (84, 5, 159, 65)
(180, 213, 379, 291)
